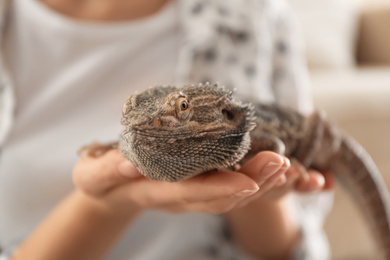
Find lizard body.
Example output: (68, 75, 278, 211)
(119, 83, 390, 258)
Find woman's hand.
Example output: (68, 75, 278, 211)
(236, 152, 334, 203)
(223, 152, 334, 260)
(73, 145, 333, 217)
(73, 148, 262, 215)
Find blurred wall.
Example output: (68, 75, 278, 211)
(288, 0, 390, 259)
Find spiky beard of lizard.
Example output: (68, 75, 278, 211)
(119, 84, 256, 182)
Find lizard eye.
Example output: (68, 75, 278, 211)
(181, 101, 188, 111)
(175, 96, 192, 121)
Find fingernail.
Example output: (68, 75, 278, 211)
(117, 161, 141, 178)
(260, 161, 283, 180)
(232, 187, 259, 197)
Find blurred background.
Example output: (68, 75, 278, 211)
(288, 0, 390, 258)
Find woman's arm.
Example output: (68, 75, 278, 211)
(226, 197, 300, 260)
(11, 190, 139, 260)
(11, 149, 290, 260)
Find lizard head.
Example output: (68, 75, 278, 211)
(119, 83, 256, 182)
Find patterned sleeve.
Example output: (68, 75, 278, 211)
(0, 0, 14, 147)
(270, 0, 313, 115)
(0, 252, 11, 260)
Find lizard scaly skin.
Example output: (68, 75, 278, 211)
(118, 83, 390, 259)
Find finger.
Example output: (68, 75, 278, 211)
(254, 158, 290, 195)
(226, 159, 291, 206)
(251, 165, 300, 201)
(73, 149, 142, 196)
(295, 169, 326, 192)
(182, 184, 260, 214)
(275, 174, 287, 187)
(183, 197, 243, 214)
(239, 151, 289, 187)
(279, 165, 301, 187)
(159, 194, 249, 214)
(322, 170, 335, 190)
(115, 170, 259, 207)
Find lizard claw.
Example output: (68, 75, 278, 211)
(233, 163, 241, 171)
(291, 158, 310, 185)
(77, 141, 119, 158)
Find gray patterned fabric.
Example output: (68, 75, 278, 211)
(177, 0, 313, 114)
(0, 0, 313, 147)
(0, 0, 14, 147)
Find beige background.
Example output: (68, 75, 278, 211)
(288, 0, 390, 258)
(312, 69, 390, 259)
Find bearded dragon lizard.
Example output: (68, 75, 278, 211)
(84, 83, 390, 258)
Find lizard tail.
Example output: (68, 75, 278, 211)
(320, 123, 390, 259)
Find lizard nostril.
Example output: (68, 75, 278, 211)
(222, 109, 234, 121)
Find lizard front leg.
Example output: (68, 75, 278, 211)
(78, 141, 119, 157)
(247, 132, 286, 158)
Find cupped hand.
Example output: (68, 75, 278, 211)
(73, 147, 333, 216)
(236, 152, 334, 204)
(73, 148, 260, 215)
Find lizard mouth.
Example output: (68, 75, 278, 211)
(123, 125, 236, 139)
(197, 126, 227, 133)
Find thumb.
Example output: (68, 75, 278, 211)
(117, 160, 142, 178)
(73, 149, 142, 196)
(239, 151, 290, 187)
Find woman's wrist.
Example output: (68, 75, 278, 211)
(74, 189, 143, 220)
(11, 190, 142, 260)
(225, 195, 300, 260)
